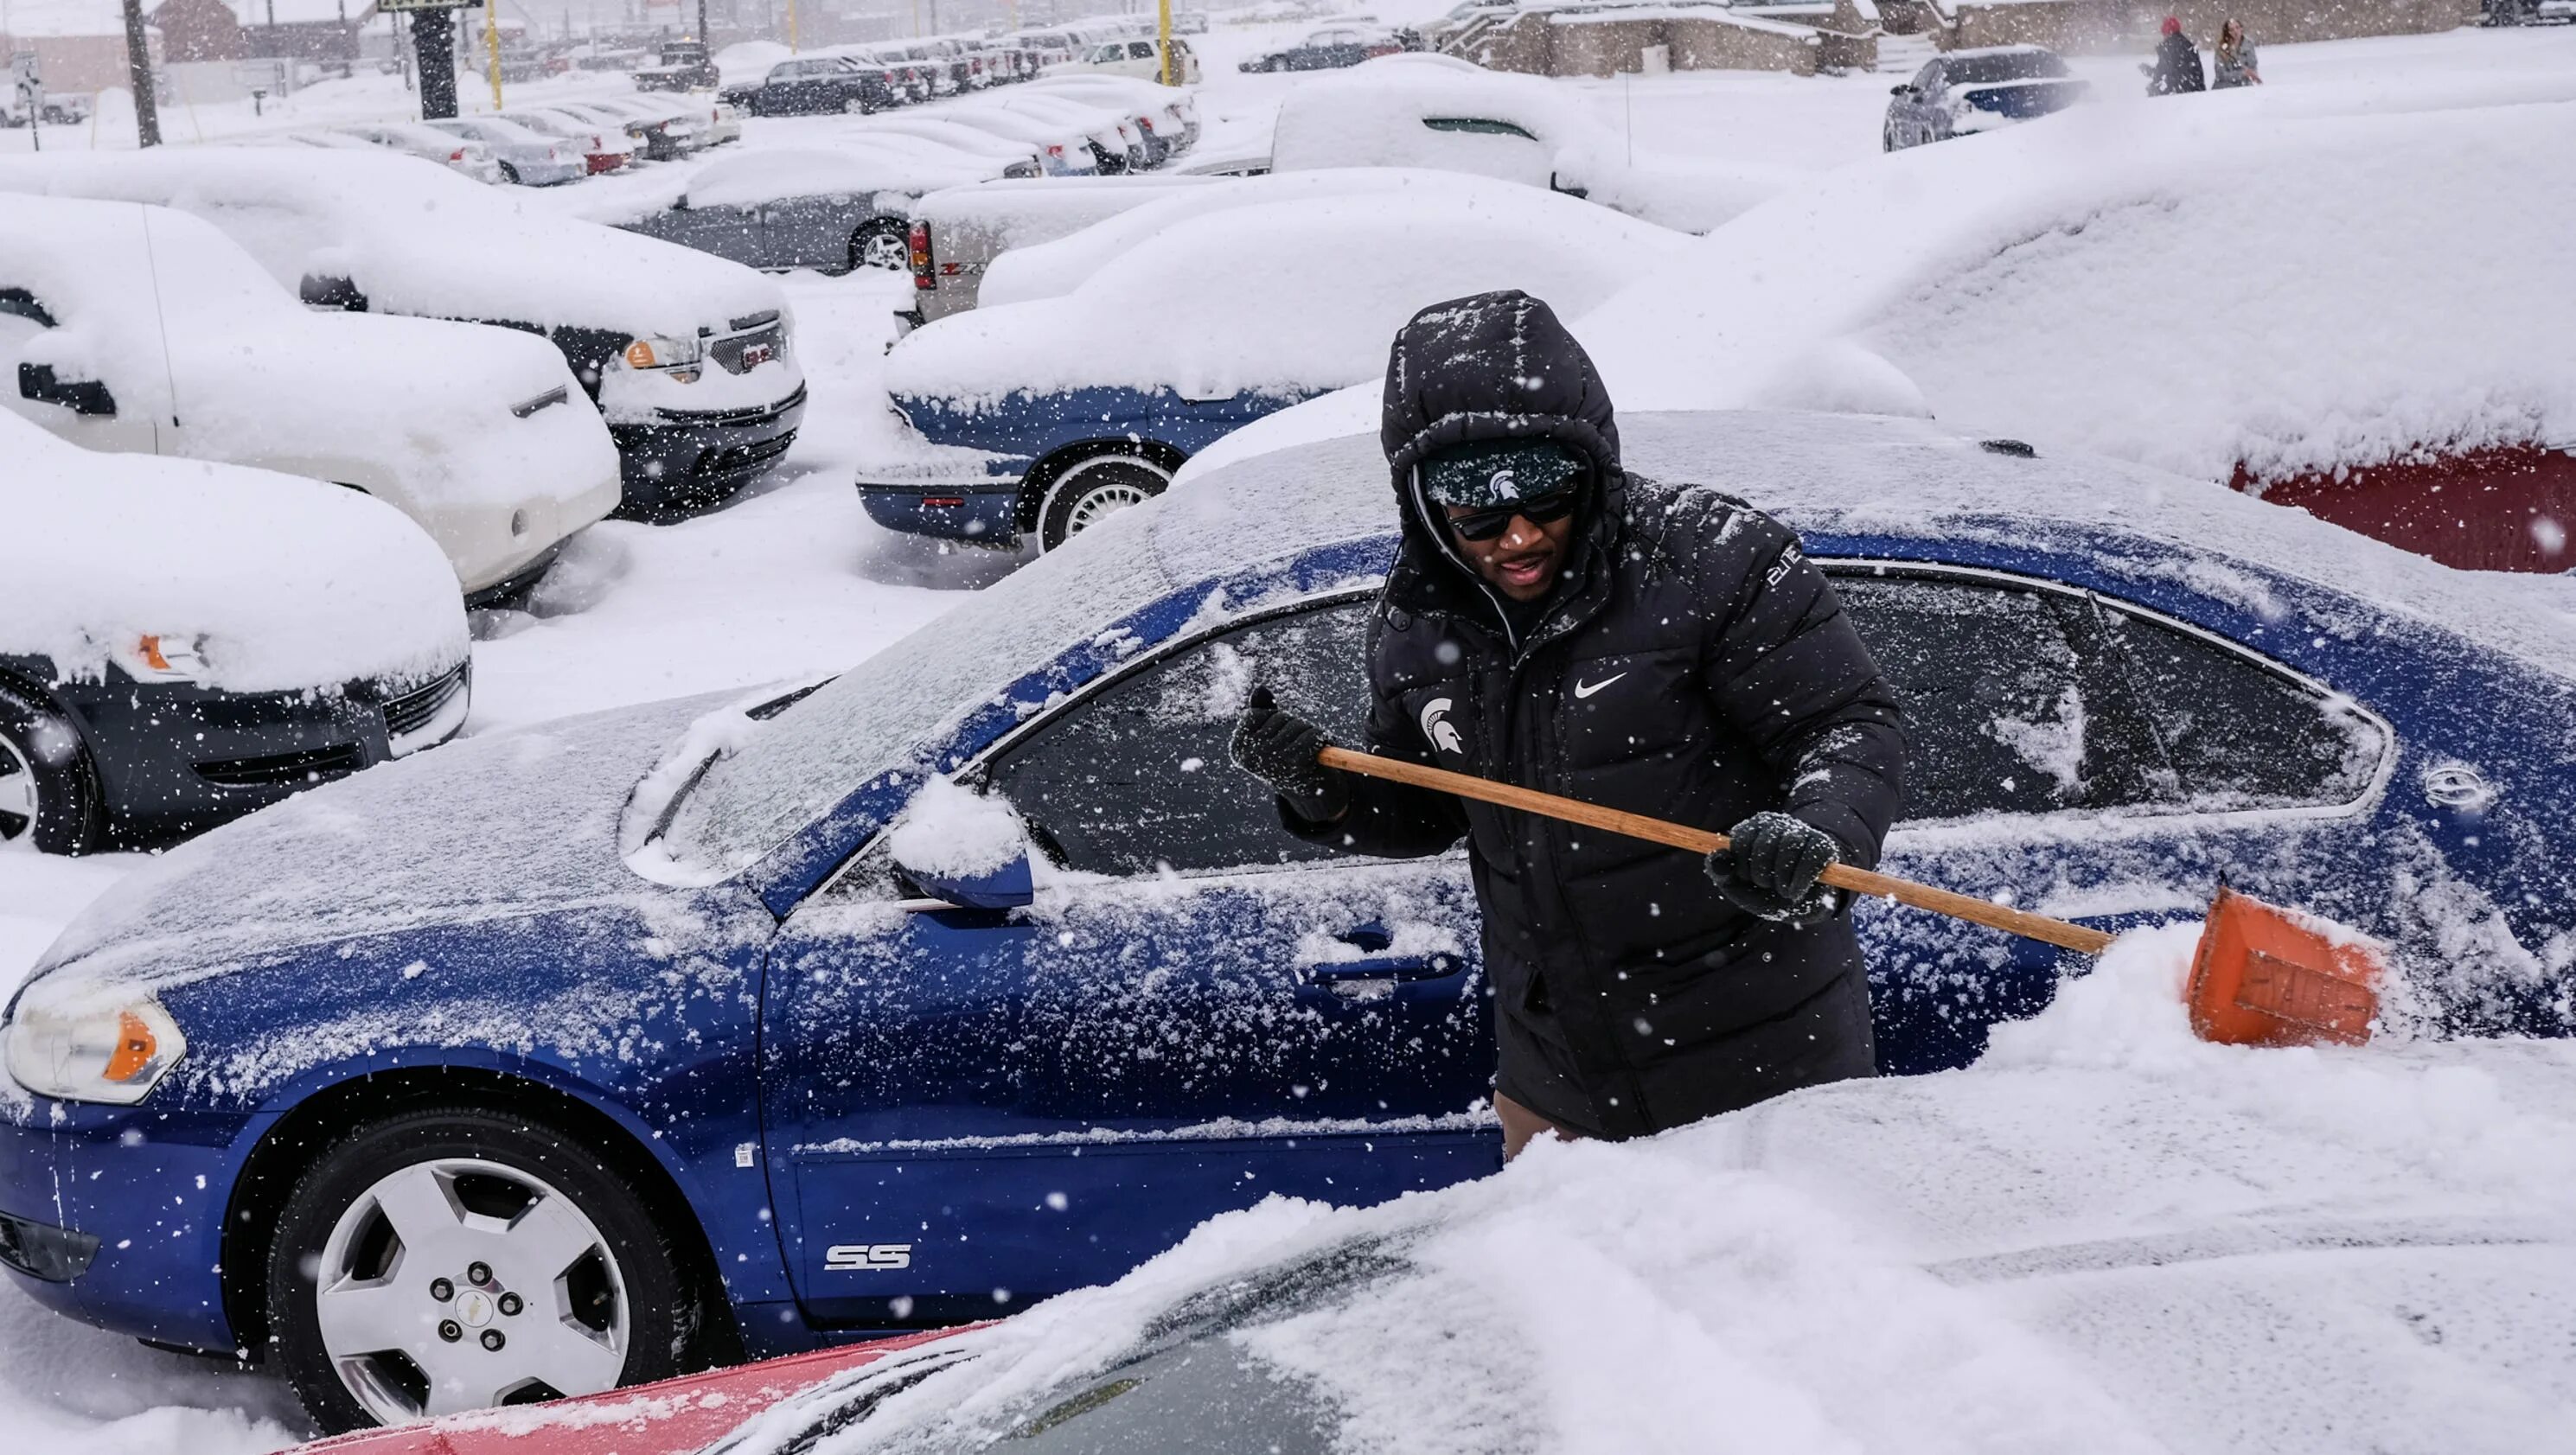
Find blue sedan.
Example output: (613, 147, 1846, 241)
(4, 412, 2569, 1431)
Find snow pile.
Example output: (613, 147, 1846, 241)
(0, 413, 467, 694)
(881, 775, 1028, 878)
(715, 40, 794, 88)
(670, 144, 1002, 214)
(884, 169, 1689, 405)
(1980, 920, 2206, 1072)
(1269, 56, 1798, 233)
(725, 1029, 2576, 1452)
(1576, 93, 2576, 485)
(0, 148, 788, 342)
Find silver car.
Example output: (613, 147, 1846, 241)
(330, 122, 503, 184)
(423, 117, 586, 186)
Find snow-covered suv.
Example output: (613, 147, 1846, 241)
(0, 148, 809, 519)
(0, 196, 620, 603)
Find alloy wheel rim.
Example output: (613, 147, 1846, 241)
(313, 1157, 630, 1424)
(0, 731, 38, 844)
(1064, 478, 1155, 536)
(861, 231, 909, 269)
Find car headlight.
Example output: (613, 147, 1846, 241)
(111, 633, 211, 684)
(4, 999, 187, 1104)
(623, 333, 704, 382)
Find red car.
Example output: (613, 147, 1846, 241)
(2231, 441, 2576, 573)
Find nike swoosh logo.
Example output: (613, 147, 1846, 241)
(1572, 673, 1627, 699)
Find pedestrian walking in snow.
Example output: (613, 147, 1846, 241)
(2214, 19, 2262, 87)
(2144, 16, 2207, 95)
(1229, 290, 1908, 1159)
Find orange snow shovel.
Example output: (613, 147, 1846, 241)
(1318, 747, 2387, 1048)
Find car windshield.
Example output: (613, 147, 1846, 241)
(700, 1239, 1408, 1454)
(1945, 50, 2071, 85)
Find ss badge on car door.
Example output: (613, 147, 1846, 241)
(825, 1242, 914, 1271)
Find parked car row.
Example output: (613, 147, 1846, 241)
(284, 93, 744, 186)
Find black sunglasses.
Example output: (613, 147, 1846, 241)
(1445, 483, 1585, 542)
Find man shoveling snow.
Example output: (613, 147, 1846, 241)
(1230, 290, 1910, 1157)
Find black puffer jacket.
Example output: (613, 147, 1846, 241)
(1294, 291, 1908, 1139)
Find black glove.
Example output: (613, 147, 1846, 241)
(1229, 686, 1348, 823)
(1704, 811, 1842, 926)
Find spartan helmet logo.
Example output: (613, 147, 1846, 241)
(1486, 469, 1518, 498)
(1418, 697, 1463, 756)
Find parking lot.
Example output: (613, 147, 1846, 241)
(3, 6, 2575, 1451)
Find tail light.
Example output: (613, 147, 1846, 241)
(1138, 116, 1154, 132)
(909, 220, 935, 290)
(1045, 143, 1064, 157)
(450, 148, 467, 161)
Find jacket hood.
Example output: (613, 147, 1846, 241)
(1378, 290, 1627, 610)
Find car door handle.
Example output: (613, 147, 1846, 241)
(1303, 953, 1461, 983)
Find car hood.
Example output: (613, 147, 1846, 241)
(3, 414, 465, 694)
(18, 691, 735, 1018)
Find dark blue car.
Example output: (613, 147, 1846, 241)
(5, 412, 2570, 1431)
(1884, 46, 2092, 151)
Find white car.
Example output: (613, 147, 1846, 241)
(497, 106, 636, 173)
(0, 196, 621, 601)
(423, 115, 587, 186)
(1059, 35, 1202, 84)
(0, 148, 811, 520)
(1269, 57, 1792, 233)
(919, 99, 1105, 175)
(0, 412, 469, 852)
(331, 121, 505, 184)
(1026, 73, 1199, 160)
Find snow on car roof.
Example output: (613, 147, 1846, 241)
(0, 412, 465, 697)
(675, 144, 996, 210)
(1575, 91, 2576, 485)
(0, 148, 785, 340)
(666, 409, 2576, 884)
(882, 169, 1690, 405)
(727, 932, 2576, 1452)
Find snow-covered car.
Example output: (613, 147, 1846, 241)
(1058, 35, 1201, 83)
(703, 98, 746, 145)
(0, 195, 620, 600)
(1571, 89, 2576, 571)
(1883, 45, 2092, 150)
(0, 412, 470, 853)
(738, 52, 902, 116)
(6, 412, 2572, 1430)
(984, 88, 1149, 170)
(1024, 73, 1198, 164)
(841, 112, 1067, 174)
(1269, 55, 1793, 233)
(897, 173, 1224, 331)
(0, 148, 810, 519)
(496, 106, 635, 173)
(866, 169, 1687, 550)
(1241, 22, 1407, 70)
(330, 121, 504, 184)
(422, 116, 587, 186)
(548, 97, 701, 160)
(615, 143, 1032, 274)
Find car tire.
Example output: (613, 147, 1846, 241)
(0, 684, 100, 854)
(265, 1104, 695, 1434)
(851, 219, 910, 272)
(1267, 56, 1286, 72)
(1038, 454, 1170, 552)
(843, 94, 870, 114)
(497, 162, 521, 185)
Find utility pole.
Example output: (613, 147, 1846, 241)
(695, 0, 706, 41)
(1155, 0, 1171, 84)
(118, 0, 159, 145)
(785, 0, 796, 50)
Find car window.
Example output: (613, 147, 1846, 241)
(2094, 607, 2387, 811)
(1422, 116, 1539, 140)
(1946, 50, 2072, 85)
(985, 598, 1375, 877)
(1913, 61, 1942, 92)
(1128, 41, 1155, 59)
(1833, 572, 2160, 820)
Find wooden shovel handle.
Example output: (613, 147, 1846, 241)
(1318, 746, 2114, 955)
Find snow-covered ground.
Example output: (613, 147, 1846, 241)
(2, 17, 2572, 1452)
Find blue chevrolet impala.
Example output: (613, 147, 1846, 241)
(5, 412, 2571, 1432)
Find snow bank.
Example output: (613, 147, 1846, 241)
(0, 413, 466, 694)
(1576, 93, 2576, 485)
(0, 148, 787, 342)
(727, 1029, 2576, 1453)
(884, 169, 1689, 405)
(1270, 57, 1798, 233)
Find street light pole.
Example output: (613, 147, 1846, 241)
(118, 0, 159, 145)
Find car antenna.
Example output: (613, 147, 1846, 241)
(135, 206, 185, 444)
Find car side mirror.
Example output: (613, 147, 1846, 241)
(1890, 84, 1915, 97)
(18, 362, 116, 417)
(898, 846, 1033, 909)
(887, 782, 1037, 909)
